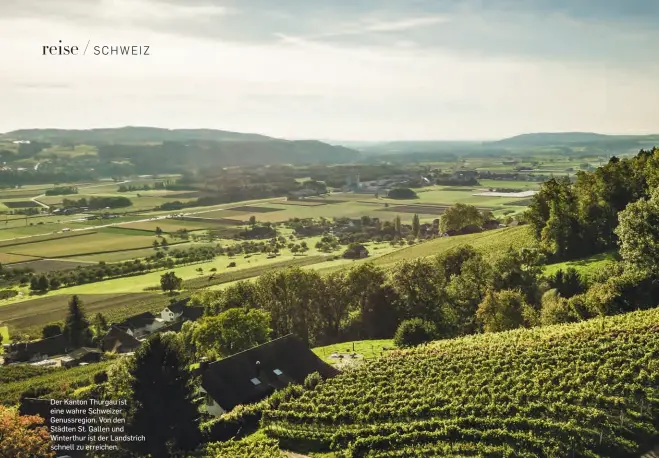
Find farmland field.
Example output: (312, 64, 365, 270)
(0, 230, 97, 246)
(5, 231, 166, 258)
(123, 219, 222, 233)
(2, 200, 41, 208)
(4, 259, 95, 273)
(227, 205, 282, 213)
(0, 293, 170, 337)
(0, 253, 41, 264)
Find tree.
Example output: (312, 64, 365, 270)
(257, 268, 323, 344)
(540, 289, 577, 326)
(48, 277, 60, 290)
(161, 238, 169, 250)
(126, 333, 201, 457)
(476, 289, 535, 333)
(41, 323, 62, 339)
(62, 295, 92, 348)
(439, 203, 484, 233)
(160, 271, 182, 294)
(387, 188, 417, 199)
(394, 318, 437, 348)
(548, 268, 585, 299)
(193, 308, 271, 358)
(391, 259, 449, 328)
(394, 215, 402, 237)
(0, 405, 54, 458)
(93, 312, 109, 337)
(249, 215, 257, 227)
(155, 226, 163, 236)
(412, 214, 420, 237)
(30, 275, 49, 293)
(616, 188, 659, 275)
(153, 240, 160, 250)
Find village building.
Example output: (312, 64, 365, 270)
(198, 334, 339, 416)
(100, 325, 142, 353)
(113, 311, 164, 338)
(2, 334, 72, 364)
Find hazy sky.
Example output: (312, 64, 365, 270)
(1, 0, 658, 140)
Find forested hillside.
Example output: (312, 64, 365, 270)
(0, 127, 360, 178)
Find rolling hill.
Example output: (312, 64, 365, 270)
(0, 127, 361, 169)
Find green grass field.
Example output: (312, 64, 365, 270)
(543, 251, 619, 278)
(6, 231, 165, 258)
(0, 326, 8, 344)
(313, 339, 394, 365)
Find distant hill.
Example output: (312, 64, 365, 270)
(0, 127, 360, 169)
(489, 132, 659, 148)
(0, 126, 275, 144)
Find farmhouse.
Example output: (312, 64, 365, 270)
(100, 325, 141, 353)
(199, 334, 339, 416)
(114, 311, 164, 338)
(159, 298, 203, 323)
(2, 333, 71, 364)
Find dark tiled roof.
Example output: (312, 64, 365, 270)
(166, 297, 191, 314)
(66, 347, 102, 359)
(5, 334, 71, 361)
(101, 326, 141, 353)
(115, 311, 156, 330)
(181, 306, 204, 321)
(200, 334, 338, 412)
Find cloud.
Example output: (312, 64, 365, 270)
(0, 0, 658, 139)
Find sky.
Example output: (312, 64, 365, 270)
(0, 0, 658, 141)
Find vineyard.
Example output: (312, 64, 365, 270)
(203, 437, 287, 458)
(261, 308, 659, 457)
(0, 359, 114, 405)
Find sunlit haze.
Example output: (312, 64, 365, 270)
(1, 0, 658, 140)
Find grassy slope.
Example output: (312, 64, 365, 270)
(543, 251, 619, 278)
(372, 226, 535, 267)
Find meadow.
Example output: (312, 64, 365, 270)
(312, 339, 394, 365)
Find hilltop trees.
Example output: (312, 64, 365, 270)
(126, 333, 200, 457)
(62, 295, 92, 348)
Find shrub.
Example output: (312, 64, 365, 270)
(387, 188, 418, 199)
(303, 371, 322, 391)
(0, 289, 18, 300)
(540, 289, 579, 326)
(394, 319, 437, 348)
